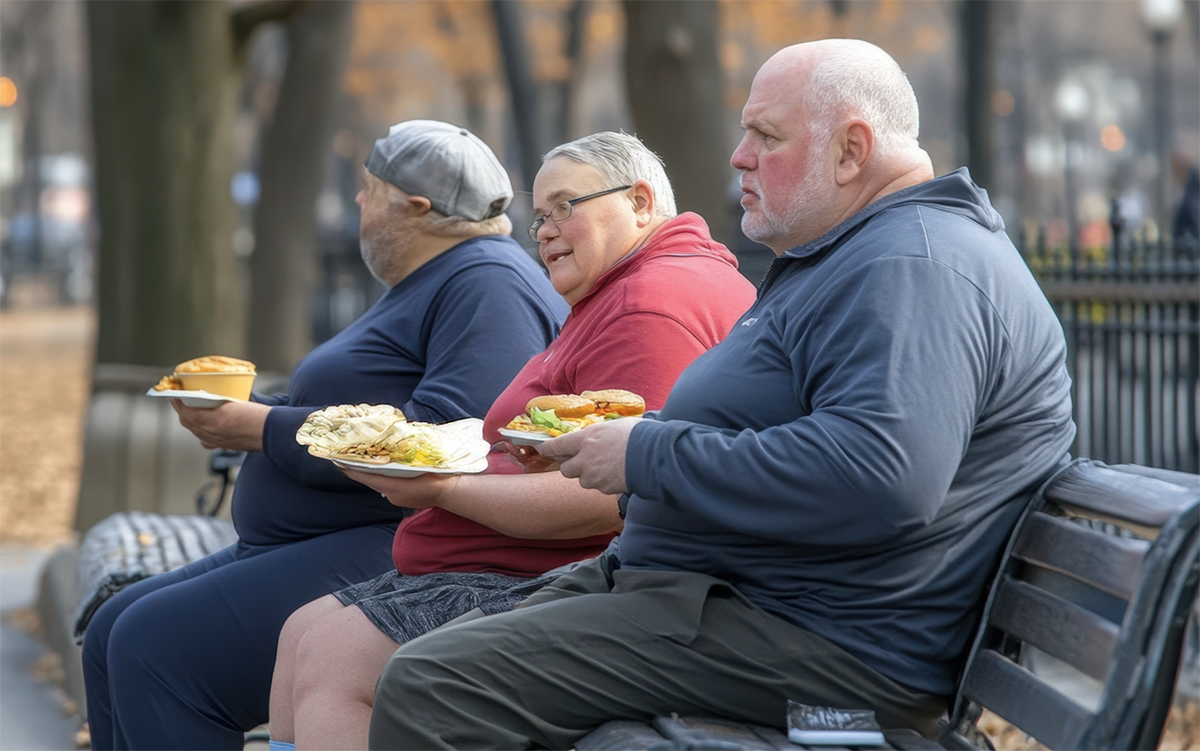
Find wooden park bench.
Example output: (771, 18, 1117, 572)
(35, 363, 284, 716)
(575, 461, 1200, 751)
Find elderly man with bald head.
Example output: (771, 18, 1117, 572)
(367, 40, 1075, 748)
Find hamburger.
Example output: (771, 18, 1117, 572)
(580, 390, 645, 417)
(504, 390, 644, 437)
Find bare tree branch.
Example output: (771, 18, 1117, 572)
(231, 0, 310, 49)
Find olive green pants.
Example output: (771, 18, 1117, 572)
(369, 557, 946, 750)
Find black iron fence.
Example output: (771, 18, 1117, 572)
(1020, 233, 1199, 473)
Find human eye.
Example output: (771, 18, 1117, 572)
(551, 200, 573, 221)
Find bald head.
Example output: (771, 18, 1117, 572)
(731, 39, 933, 253)
(793, 40, 919, 155)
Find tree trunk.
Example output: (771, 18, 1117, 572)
(88, 0, 246, 367)
(1185, 0, 1195, 66)
(557, 0, 588, 144)
(248, 1, 354, 373)
(960, 0, 995, 192)
(623, 0, 731, 246)
(492, 0, 543, 193)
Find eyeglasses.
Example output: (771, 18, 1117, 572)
(527, 185, 632, 242)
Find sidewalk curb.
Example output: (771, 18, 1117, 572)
(35, 543, 85, 717)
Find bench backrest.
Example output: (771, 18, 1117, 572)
(943, 461, 1200, 750)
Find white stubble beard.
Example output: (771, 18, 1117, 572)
(741, 141, 829, 251)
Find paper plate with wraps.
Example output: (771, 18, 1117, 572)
(296, 404, 491, 478)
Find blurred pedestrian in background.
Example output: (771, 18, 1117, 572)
(1172, 152, 1200, 244)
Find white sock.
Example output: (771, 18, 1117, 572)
(268, 740, 296, 751)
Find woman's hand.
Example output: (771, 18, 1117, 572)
(172, 400, 269, 451)
(339, 468, 461, 510)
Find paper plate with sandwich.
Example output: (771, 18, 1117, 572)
(145, 355, 257, 408)
(296, 403, 491, 478)
(499, 390, 645, 446)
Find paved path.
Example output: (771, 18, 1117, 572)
(1, 547, 81, 751)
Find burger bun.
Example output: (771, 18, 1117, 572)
(580, 389, 645, 416)
(525, 394, 596, 419)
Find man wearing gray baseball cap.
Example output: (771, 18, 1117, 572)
(366, 119, 513, 222)
(82, 120, 569, 750)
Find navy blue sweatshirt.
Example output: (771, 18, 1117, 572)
(620, 169, 1075, 696)
(233, 235, 569, 545)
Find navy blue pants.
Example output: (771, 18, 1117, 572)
(82, 524, 398, 750)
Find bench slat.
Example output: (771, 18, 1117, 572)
(574, 718, 925, 751)
(1044, 463, 1200, 536)
(653, 715, 778, 750)
(1112, 463, 1200, 490)
(574, 720, 675, 750)
(746, 725, 804, 750)
(880, 728, 944, 750)
(1011, 511, 1147, 599)
(989, 577, 1119, 682)
(961, 649, 1092, 750)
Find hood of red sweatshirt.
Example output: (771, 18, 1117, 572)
(570, 212, 739, 309)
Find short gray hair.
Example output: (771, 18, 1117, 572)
(805, 40, 920, 155)
(423, 210, 512, 238)
(544, 132, 677, 217)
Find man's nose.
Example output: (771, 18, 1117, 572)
(730, 136, 755, 171)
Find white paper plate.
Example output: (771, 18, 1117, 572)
(497, 428, 556, 446)
(145, 387, 242, 409)
(330, 455, 490, 478)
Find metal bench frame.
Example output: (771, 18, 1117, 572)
(577, 461, 1200, 750)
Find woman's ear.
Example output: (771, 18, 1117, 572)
(630, 181, 655, 226)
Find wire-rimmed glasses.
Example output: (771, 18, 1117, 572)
(527, 185, 633, 242)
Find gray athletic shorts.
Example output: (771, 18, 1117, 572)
(333, 569, 560, 644)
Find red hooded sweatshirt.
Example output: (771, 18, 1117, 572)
(392, 212, 757, 577)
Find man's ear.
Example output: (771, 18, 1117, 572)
(834, 121, 872, 186)
(630, 180, 655, 225)
(406, 195, 433, 215)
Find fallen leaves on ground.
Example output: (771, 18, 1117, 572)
(980, 703, 1199, 751)
(0, 307, 93, 545)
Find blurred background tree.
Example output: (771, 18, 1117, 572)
(3, 0, 1197, 365)
(87, 0, 353, 370)
(247, 1, 353, 373)
(624, 0, 733, 245)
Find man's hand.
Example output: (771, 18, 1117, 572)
(537, 418, 639, 495)
(339, 468, 459, 510)
(171, 400, 270, 452)
(503, 442, 560, 473)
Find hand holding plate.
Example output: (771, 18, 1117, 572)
(339, 466, 460, 509)
(504, 442, 561, 473)
(172, 399, 269, 451)
(537, 417, 638, 495)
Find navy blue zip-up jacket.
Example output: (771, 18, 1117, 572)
(233, 235, 569, 545)
(618, 169, 1075, 696)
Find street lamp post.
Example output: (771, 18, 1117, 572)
(1141, 0, 1183, 239)
(1056, 78, 1090, 256)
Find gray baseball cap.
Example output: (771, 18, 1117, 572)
(365, 120, 513, 222)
